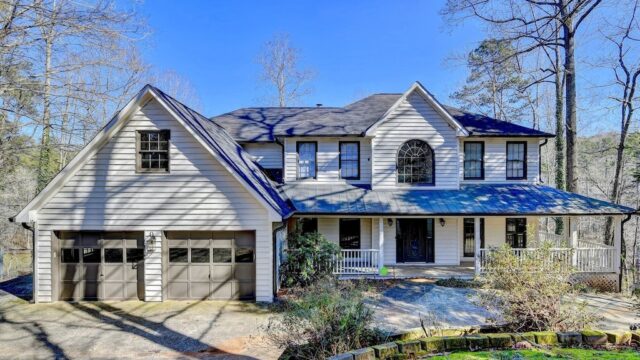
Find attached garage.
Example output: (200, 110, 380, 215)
(165, 231, 256, 300)
(56, 231, 145, 301)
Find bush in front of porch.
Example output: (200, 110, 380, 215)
(279, 231, 339, 288)
(477, 244, 601, 332)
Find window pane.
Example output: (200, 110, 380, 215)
(126, 248, 144, 263)
(169, 248, 188, 263)
(83, 248, 101, 263)
(506, 218, 527, 248)
(235, 248, 254, 263)
(506, 143, 526, 179)
(191, 248, 210, 263)
(212, 248, 232, 263)
(297, 142, 316, 179)
(297, 218, 318, 235)
(61, 248, 80, 263)
(138, 131, 170, 172)
(339, 219, 361, 249)
(397, 140, 434, 184)
(104, 248, 123, 263)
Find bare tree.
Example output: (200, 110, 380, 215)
(258, 33, 314, 107)
(147, 69, 203, 111)
(443, 0, 604, 194)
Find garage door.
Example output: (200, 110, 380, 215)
(165, 231, 255, 300)
(57, 231, 145, 301)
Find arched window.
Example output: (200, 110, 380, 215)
(397, 139, 435, 185)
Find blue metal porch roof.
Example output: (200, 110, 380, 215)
(281, 183, 636, 216)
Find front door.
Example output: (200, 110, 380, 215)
(396, 219, 434, 263)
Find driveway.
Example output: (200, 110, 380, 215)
(367, 279, 640, 333)
(0, 276, 282, 360)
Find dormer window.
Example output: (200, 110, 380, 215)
(296, 141, 317, 179)
(137, 130, 170, 172)
(397, 139, 435, 185)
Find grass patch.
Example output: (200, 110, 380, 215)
(430, 348, 640, 359)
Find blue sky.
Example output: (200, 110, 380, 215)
(137, 0, 484, 116)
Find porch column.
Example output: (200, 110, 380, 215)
(378, 218, 385, 271)
(474, 217, 481, 275)
(569, 217, 578, 266)
(614, 215, 622, 274)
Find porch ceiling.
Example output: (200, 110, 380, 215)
(281, 183, 637, 216)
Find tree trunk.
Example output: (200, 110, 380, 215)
(554, 41, 565, 235)
(562, 16, 578, 193)
(36, 33, 53, 192)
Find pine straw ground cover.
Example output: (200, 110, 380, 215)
(429, 347, 640, 359)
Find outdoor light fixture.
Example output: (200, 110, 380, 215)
(387, 218, 393, 226)
(439, 218, 446, 227)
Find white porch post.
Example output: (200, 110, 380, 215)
(378, 218, 385, 271)
(614, 215, 622, 274)
(569, 217, 578, 266)
(474, 217, 481, 275)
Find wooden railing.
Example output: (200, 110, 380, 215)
(478, 247, 616, 274)
(333, 249, 379, 275)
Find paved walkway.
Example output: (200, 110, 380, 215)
(367, 279, 640, 334)
(0, 276, 281, 360)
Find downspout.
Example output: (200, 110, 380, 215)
(272, 221, 286, 298)
(620, 213, 633, 292)
(539, 139, 548, 183)
(8, 217, 37, 303)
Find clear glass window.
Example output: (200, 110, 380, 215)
(340, 142, 359, 179)
(297, 142, 316, 179)
(397, 140, 434, 184)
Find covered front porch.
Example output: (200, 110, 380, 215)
(330, 216, 622, 279)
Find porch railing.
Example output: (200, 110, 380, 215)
(333, 249, 379, 275)
(537, 231, 568, 247)
(478, 247, 616, 274)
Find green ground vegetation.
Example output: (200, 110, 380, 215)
(429, 347, 640, 359)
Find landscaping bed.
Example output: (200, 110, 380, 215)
(429, 348, 640, 359)
(328, 329, 640, 359)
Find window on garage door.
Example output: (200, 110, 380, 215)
(165, 231, 255, 300)
(56, 231, 144, 301)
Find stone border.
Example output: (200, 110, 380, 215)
(328, 329, 638, 359)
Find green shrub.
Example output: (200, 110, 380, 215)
(477, 244, 600, 332)
(280, 231, 339, 288)
(266, 279, 386, 359)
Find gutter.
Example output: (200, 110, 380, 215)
(9, 217, 37, 304)
(538, 139, 549, 183)
(620, 214, 634, 292)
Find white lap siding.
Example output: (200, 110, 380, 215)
(283, 138, 372, 185)
(35, 99, 275, 302)
(372, 92, 460, 189)
(243, 143, 283, 170)
(460, 138, 540, 184)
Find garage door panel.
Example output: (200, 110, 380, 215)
(60, 264, 83, 281)
(168, 282, 189, 299)
(190, 265, 209, 281)
(103, 265, 124, 281)
(237, 282, 255, 299)
(190, 282, 211, 299)
(56, 231, 144, 301)
(104, 282, 125, 299)
(210, 282, 233, 299)
(168, 264, 189, 281)
(234, 264, 255, 281)
(166, 231, 255, 301)
(211, 265, 232, 281)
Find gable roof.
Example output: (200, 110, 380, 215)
(212, 83, 554, 142)
(13, 85, 294, 223)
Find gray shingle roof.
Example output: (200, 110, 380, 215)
(149, 85, 294, 217)
(281, 183, 636, 216)
(212, 94, 554, 141)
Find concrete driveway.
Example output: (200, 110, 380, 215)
(367, 279, 640, 333)
(0, 276, 281, 360)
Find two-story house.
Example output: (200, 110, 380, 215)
(12, 82, 636, 303)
